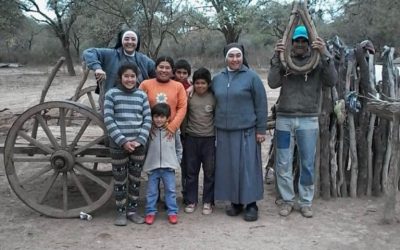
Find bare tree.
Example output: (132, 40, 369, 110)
(17, 0, 82, 75)
(205, 0, 254, 44)
(85, 0, 186, 59)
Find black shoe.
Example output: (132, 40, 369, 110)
(243, 205, 258, 222)
(226, 203, 243, 216)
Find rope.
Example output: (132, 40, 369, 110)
(279, 1, 320, 75)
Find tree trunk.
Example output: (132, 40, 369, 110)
(61, 38, 76, 76)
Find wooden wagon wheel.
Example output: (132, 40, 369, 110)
(4, 101, 113, 218)
(74, 85, 112, 175)
(75, 85, 99, 112)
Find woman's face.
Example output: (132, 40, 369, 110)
(156, 61, 173, 82)
(122, 33, 137, 54)
(226, 51, 243, 70)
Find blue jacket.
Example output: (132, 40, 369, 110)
(82, 47, 156, 92)
(211, 65, 268, 134)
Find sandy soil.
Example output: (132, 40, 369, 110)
(0, 66, 399, 250)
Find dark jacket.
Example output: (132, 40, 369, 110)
(268, 52, 337, 117)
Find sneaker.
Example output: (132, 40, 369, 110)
(202, 203, 213, 215)
(279, 204, 293, 217)
(300, 206, 313, 218)
(127, 212, 145, 224)
(145, 214, 155, 225)
(168, 214, 178, 224)
(114, 212, 127, 226)
(184, 203, 196, 213)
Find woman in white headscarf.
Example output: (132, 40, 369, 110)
(83, 29, 156, 109)
(212, 43, 268, 222)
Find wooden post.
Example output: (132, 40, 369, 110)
(383, 115, 399, 223)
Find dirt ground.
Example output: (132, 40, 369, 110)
(0, 66, 399, 250)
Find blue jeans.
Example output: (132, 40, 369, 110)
(146, 168, 178, 215)
(275, 116, 319, 207)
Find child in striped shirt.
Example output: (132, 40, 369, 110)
(104, 64, 152, 226)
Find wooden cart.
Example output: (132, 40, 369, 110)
(1, 58, 113, 218)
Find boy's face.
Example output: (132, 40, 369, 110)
(153, 114, 168, 128)
(194, 79, 209, 96)
(174, 69, 189, 82)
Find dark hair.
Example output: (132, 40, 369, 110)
(155, 56, 174, 69)
(114, 29, 141, 51)
(151, 103, 171, 118)
(174, 59, 191, 76)
(117, 64, 139, 79)
(192, 67, 211, 85)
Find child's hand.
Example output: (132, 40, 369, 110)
(123, 141, 135, 152)
(131, 141, 141, 148)
(186, 85, 194, 97)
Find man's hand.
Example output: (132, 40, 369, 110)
(95, 69, 106, 81)
(311, 37, 329, 55)
(274, 39, 285, 53)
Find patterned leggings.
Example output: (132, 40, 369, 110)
(110, 145, 146, 213)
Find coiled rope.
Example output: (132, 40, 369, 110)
(279, 0, 320, 74)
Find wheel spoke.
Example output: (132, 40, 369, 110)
(35, 114, 60, 150)
(62, 172, 68, 211)
(59, 108, 67, 148)
(68, 117, 91, 152)
(74, 135, 107, 155)
(18, 131, 54, 154)
(70, 170, 93, 205)
(76, 157, 112, 163)
(87, 92, 97, 110)
(74, 163, 109, 189)
(20, 164, 52, 186)
(13, 156, 51, 162)
(38, 171, 59, 204)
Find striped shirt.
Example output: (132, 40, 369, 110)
(104, 85, 152, 147)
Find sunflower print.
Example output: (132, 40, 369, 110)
(156, 92, 168, 103)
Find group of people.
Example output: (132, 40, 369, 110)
(82, 24, 337, 226)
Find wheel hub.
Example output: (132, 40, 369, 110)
(50, 150, 75, 172)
